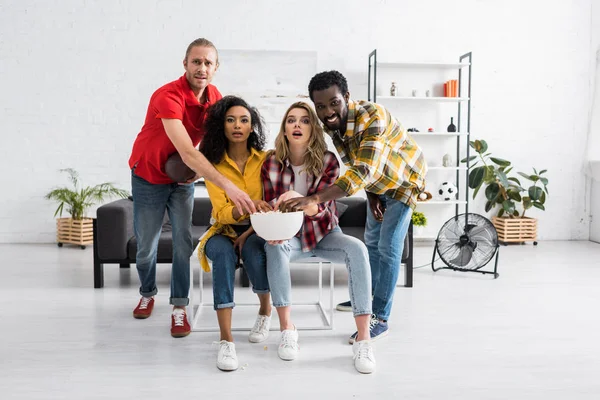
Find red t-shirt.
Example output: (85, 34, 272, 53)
(128, 75, 222, 184)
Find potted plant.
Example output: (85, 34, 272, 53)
(45, 168, 129, 249)
(461, 140, 549, 244)
(411, 211, 427, 236)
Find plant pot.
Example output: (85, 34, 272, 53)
(56, 217, 94, 249)
(492, 216, 538, 245)
(414, 225, 425, 237)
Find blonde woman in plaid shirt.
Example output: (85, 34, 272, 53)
(281, 71, 427, 349)
(260, 102, 376, 374)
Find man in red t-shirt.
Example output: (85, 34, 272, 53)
(128, 38, 255, 338)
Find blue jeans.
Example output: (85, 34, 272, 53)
(131, 171, 194, 306)
(205, 225, 269, 310)
(365, 194, 412, 321)
(264, 226, 372, 317)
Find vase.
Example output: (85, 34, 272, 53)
(447, 117, 457, 132)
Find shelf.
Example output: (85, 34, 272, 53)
(416, 200, 467, 205)
(378, 96, 469, 102)
(414, 235, 438, 240)
(427, 166, 467, 171)
(409, 132, 468, 137)
(377, 61, 470, 69)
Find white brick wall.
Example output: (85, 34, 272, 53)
(0, 0, 595, 242)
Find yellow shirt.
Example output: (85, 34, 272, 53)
(205, 148, 267, 225)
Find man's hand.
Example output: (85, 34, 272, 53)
(225, 184, 256, 215)
(274, 190, 303, 210)
(280, 195, 318, 213)
(366, 191, 385, 222)
(267, 240, 285, 245)
(253, 199, 273, 213)
(233, 231, 251, 255)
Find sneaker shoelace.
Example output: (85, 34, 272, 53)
(252, 315, 268, 333)
(368, 315, 379, 331)
(213, 341, 236, 360)
(280, 331, 298, 350)
(172, 309, 185, 327)
(354, 342, 375, 362)
(139, 297, 152, 310)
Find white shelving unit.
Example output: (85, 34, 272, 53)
(377, 96, 469, 102)
(368, 49, 473, 241)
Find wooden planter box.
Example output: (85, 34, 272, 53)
(492, 216, 538, 244)
(56, 218, 94, 248)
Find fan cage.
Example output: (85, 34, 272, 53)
(435, 213, 499, 271)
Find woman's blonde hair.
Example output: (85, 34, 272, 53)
(274, 102, 327, 177)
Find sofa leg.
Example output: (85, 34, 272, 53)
(240, 267, 250, 287)
(93, 219, 104, 288)
(405, 222, 414, 288)
(94, 261, 104, 288)
(120, 263, 130, 269)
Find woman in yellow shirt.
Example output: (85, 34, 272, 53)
(198, 96, 273, 372)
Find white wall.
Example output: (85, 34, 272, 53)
(0, 0, 595, 242)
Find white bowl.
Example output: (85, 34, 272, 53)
(250, 211, 304, 241)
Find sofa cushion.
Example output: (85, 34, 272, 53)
(127, 225, 209, 260)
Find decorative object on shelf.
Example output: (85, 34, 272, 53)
(438, 181, 458, 200)
(390, 82, 397, 96)
(428, 127, 434, 132)
(444, 80, 458, 97)
(411, 211, 427, 236)
(417, 191, 433, 201)
(461, 139, 548, 245)
(412, 89, 418, 97)
(447, 117, 457, 132)
(45, 168, 129, 249)
(442, 153, 454, 167)
(407, 128, 419, 132)
(425, 90, 431, 97)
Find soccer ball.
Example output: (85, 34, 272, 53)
(438, 182, 457, 200)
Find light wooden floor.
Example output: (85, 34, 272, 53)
(0, 241, 599, 399)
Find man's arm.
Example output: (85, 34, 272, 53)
(162, 119, 256, 214)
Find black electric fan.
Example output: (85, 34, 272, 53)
(431, 213, 500, 278)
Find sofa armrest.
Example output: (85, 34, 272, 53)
(96, 199, 134, 260)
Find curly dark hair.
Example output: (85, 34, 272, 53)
(308, 70, 348, 101)
(199, 96, 266, 164)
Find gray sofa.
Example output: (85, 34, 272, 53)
(93, 196, 413, 289)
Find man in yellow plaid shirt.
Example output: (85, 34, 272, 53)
(281, 70, 427, 349)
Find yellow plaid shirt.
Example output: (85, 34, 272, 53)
(327, 100, 427, 209)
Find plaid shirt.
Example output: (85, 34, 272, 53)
(261, 150, 340, 252)
(326, 100, 427, 209)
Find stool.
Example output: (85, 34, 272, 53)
(189, 256, 334, 332)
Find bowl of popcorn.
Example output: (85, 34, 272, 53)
(250, 210, 304, 241)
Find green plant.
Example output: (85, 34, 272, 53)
(45, 168, 129, 220)
(411, 211, 427, 227)
(461, 140, 549, 218)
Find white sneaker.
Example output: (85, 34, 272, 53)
(278, 328, 299, 361)
(248, 314, 271, 343)
(215, 340, 238, 371)
(353, 340, 376, 374)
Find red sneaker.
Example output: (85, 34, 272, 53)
(133, 297, 154, 319)
(171, 308, 191, 338)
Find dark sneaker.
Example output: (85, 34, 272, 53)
(171, 308, 191, 338)
(336, 300, 352, 312)
(133, 297, 154, 319)
(348, 314, 389, 344)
